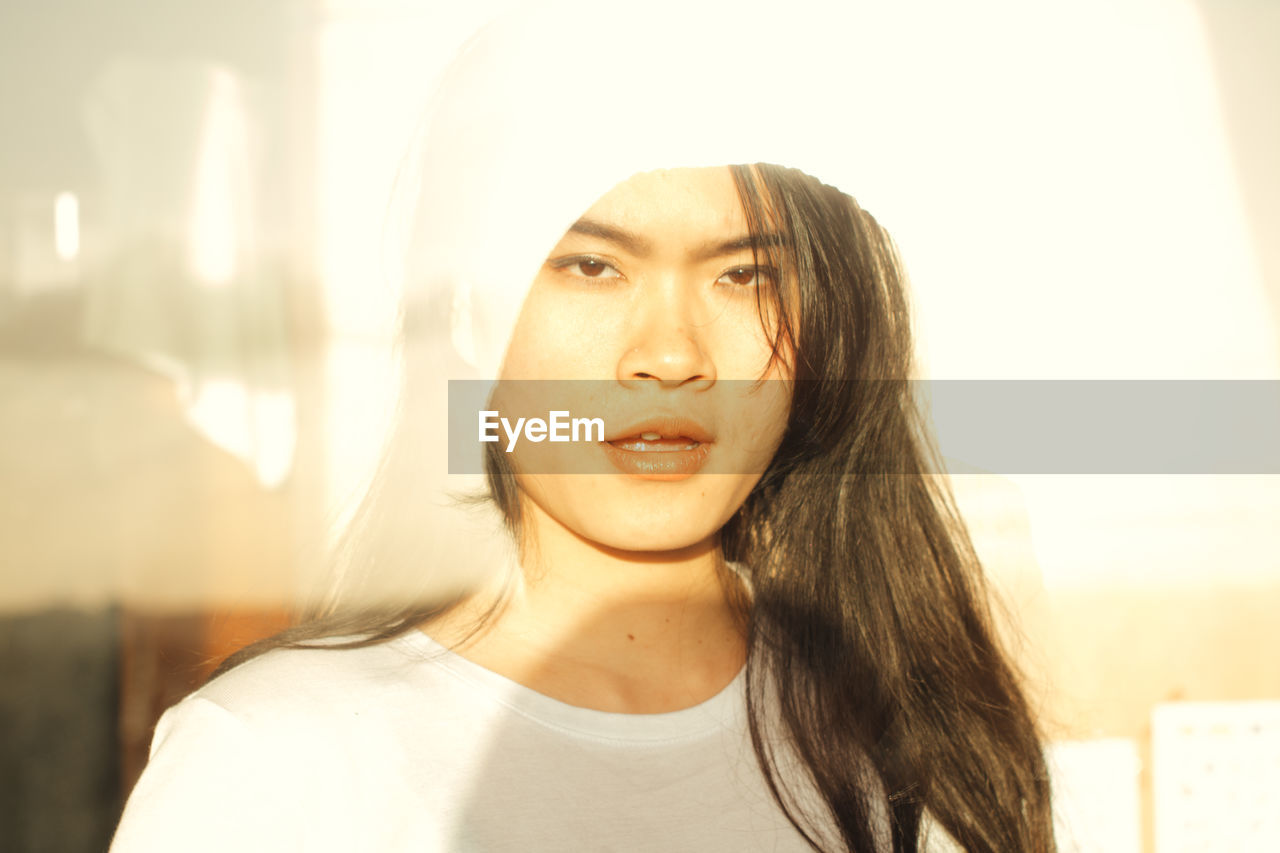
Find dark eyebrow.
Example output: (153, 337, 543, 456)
(690, 232, 786, 263)
(566, 219, 652, 256)
(567, 217, 785, 263)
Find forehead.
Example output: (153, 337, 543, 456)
(576, 166, 746, 237)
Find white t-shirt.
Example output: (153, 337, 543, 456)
(112, 631, 955, 852)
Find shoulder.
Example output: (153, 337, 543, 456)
(112, 636, 442, 851)
(145, 634, 431, 770)
(192, 635, 424, 725)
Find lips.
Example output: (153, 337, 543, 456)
(604, 417, 714, 445)
(609, 435, 702, 452)
(601, 416, 713, 480)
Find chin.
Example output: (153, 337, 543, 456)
(518, 473, 753, 557)
(582, 521, 718, 556)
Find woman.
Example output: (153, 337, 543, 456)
(114, 4, 1054, 852)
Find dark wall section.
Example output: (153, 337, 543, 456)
(0, 608, 120, 853)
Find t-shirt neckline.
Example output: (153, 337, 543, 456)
(392, 628, 746, 744)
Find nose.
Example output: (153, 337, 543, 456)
(616, 280, 716, 388)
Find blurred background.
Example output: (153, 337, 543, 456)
(0, 1, 1276, 851)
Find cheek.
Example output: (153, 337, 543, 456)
(712, 300, 792, 381)
(502, 287, 620, 379)
(723, 380, 792, 468)
(501, 295, 562, 378)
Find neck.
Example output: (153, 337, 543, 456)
(426, 497, 749, 713)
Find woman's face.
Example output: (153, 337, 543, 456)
(495, 166, 793, 554)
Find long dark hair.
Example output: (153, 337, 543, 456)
(216, 164, 1054, 852)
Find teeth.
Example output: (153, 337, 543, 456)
(640, 431, 661, 440)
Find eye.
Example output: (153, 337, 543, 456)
(550, 256, 623, 280)
(716, 266, 773, 288)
